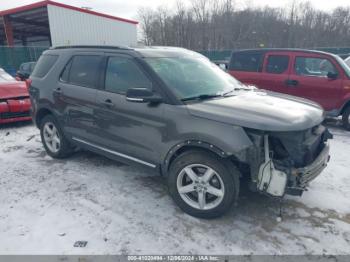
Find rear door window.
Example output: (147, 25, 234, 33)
(31, 55, 58, 78)
(266, 55, 289, 74)
(65, 55, 102, 88)
(229, 52, 263, 72)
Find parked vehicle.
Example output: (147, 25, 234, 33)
(0, 68, 31, 124)
(16, 62, 36, 81)
(213, 60, 229, 71)
(345, 56, 350, 67)
(29, 46, 332, 218)
(228, 49, 350, 130)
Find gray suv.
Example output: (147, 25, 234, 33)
(29, 46, 332, 219)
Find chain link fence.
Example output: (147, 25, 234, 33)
(0, 46, 48, 76)
(0, 46, 349, 76)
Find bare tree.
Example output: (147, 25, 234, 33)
(137, 0, 350, 50)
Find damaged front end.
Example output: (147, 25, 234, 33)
(246, 125, 332, 197)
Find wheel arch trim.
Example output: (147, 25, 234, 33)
(162, 140, 240, 176)
(35, 107, 56, 127)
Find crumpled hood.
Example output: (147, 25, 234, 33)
(0, 82, 28, 99)
(186, 90, 324, 131)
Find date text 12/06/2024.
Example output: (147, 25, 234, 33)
(127, 255, 220, 261)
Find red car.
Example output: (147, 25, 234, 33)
(0, 68, 31, 124)
(228, 49, 350, 130)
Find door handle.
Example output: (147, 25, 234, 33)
(102, 99, 114, 107)
(285, 79, 299, 87)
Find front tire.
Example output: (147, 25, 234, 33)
(342, 106, 350, 131)
(40, 115, 73, 158)
(168, 150, 240, 219)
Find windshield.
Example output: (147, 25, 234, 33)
(334, 55, 350, 79)
(0, 69, 15, 83)
(145, 57, 245, 100)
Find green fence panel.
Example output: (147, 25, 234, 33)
(0, 46, 48, 75)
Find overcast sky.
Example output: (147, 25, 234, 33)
(1, 0, 350, 21)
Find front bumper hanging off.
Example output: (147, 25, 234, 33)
(295, 142, 330, 187)
(257, 132, 331, 198)
(286, 142, 330, 196)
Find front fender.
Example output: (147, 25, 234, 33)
(161, 127, 254, 175)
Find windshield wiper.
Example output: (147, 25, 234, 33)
(181, 93, 223, 102)
(223, 86, 256, 96)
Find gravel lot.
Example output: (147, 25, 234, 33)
(0, 120, 349, 255)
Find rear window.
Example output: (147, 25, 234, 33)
(31, 54, 58, 78)
(266, 55, 289, 74)
(229, 52, 263, 72)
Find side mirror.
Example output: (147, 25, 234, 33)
(126, 88, 162, 103)
(327, 72, 338, 80)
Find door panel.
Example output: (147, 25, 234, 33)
(95, 91, 166, 164)
(255, 52, 292, 93)
(94, 55, 167, 165)
(54, 53, 103, 141)
(229, 71, 263, 87)
(56, 82, 98, 141)
(288, 54, 342, 111)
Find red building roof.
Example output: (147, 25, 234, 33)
(0, 0, 138, 25)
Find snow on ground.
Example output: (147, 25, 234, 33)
(0, 120, 349, 255)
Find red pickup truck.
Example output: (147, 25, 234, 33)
(228, 49, 350, 130)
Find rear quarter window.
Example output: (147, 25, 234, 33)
(229, 52, 263, 72)
(31, 54, 59, 78)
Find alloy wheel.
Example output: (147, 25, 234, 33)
(43, 122, 61, 153)
(176, 164, 225, 210)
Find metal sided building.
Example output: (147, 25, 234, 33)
(0, 0, 138, 47)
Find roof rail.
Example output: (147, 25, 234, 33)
(51, 45, 132, 50)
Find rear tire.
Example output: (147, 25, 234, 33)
(40, 115, 73, 158)
(342, 106, 350, 131)
(168, 150, 240, 219)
